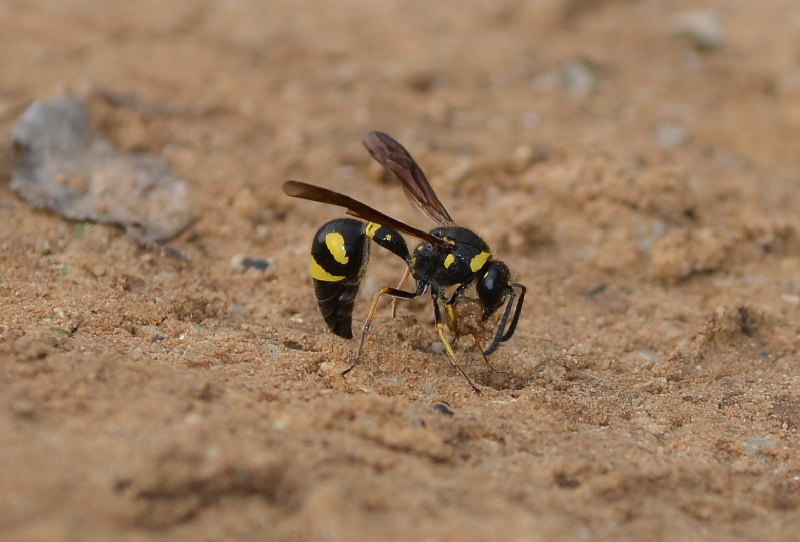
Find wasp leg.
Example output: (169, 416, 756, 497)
(443, 279, 478, 307)
(471, 335, 512, 376)
(499, 283, 526, 343)
(390, 267, 413, 319)
(445, 302, 510, 376)
(483, 283, 526, 356)
(443, 280, 480, 349)
(433, 298, 481, 393)
(342, 283, 425, 376)
(442, 302, 469, 348)
(444, 303, 460, 347)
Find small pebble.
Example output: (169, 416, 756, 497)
(231, 254, 270, 272)
(672, 11, 724, 51)
(781, 294, 800, 305)
(432, 402, 455, 416)
(560, 58, 601, 99)
(654, 122, 688, 148)
(11, 401, 37, 418)
(511, 144, 534, 173)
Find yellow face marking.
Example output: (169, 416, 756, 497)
(325, 232, 349, 265)
(470, 251, 491, 273)
(444, 253, 456, 269)
(309, 256, 345, 282)
(365, 222, 381, 239)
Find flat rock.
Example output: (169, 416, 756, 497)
(9, 94, 193, 244)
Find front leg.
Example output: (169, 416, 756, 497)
(432, 291, 481, 393)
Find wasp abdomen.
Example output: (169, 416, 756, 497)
(309, 218, 370, 339)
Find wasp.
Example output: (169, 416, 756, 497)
(282, 132, 526, 392)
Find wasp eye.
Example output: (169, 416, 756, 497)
(477, 261, 510, 318)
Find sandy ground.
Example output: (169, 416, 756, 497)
(2, 1, 800, 540)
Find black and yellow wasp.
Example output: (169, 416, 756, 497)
(283, 132, 526, 392)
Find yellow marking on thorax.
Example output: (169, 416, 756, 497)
(365, 222, 381, 239)
(325, 232, 349, 264)
(444, 253, 456, 269)
(310, 256, 345, 282)
(470, 250, 491, 272)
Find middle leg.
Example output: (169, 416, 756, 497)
(342, 282, 426, 375)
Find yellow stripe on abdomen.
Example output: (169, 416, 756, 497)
(325, 232, 349, 265)
(310, 256, 345, 282)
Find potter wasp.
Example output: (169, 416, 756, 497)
(282, 132, 526, 392)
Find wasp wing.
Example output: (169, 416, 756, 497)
(363, 131, 454, 226)
(283, 180, 446, 247)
